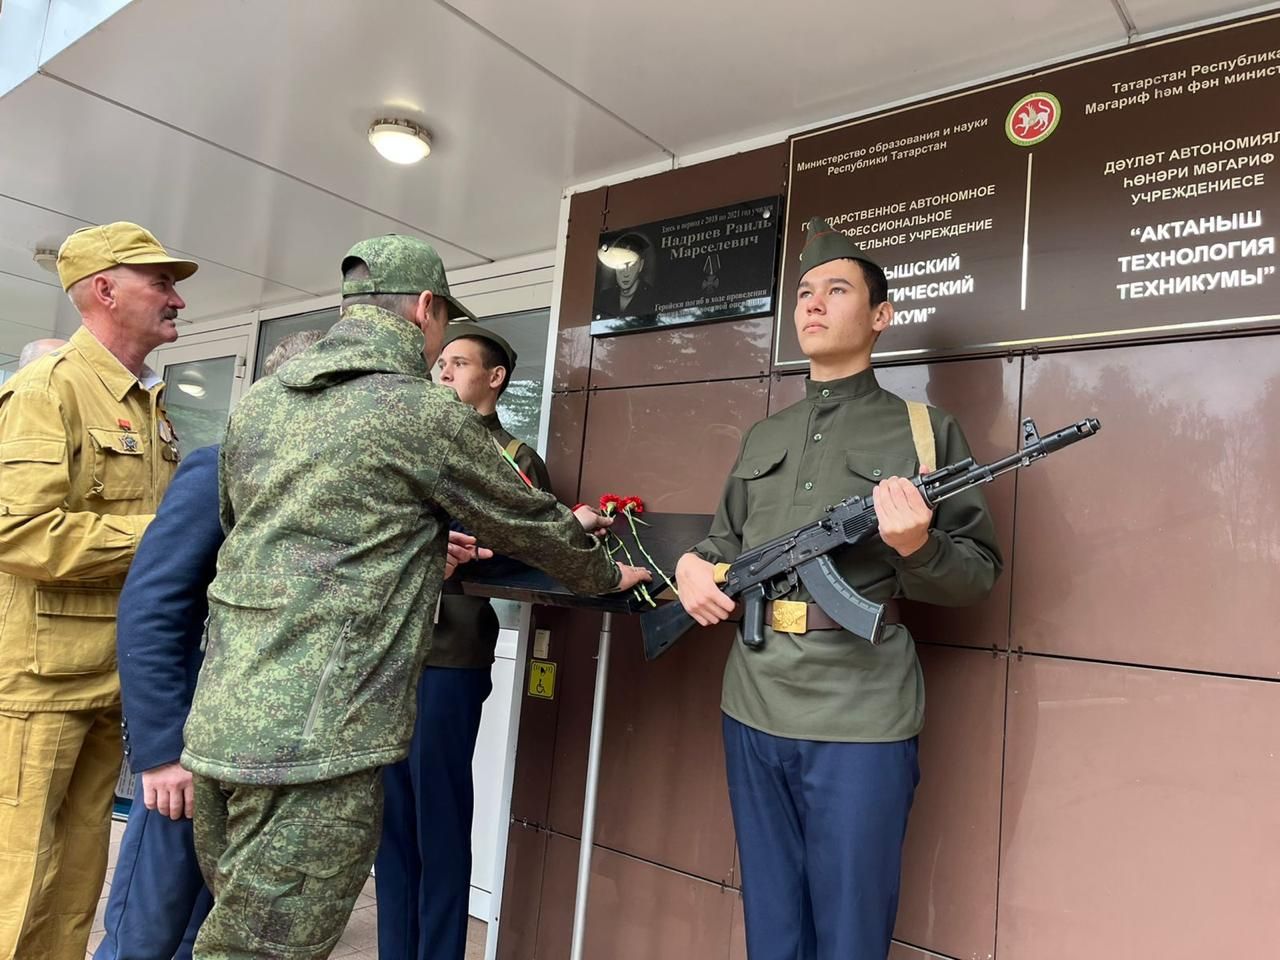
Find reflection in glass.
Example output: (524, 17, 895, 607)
(483, 308, 550, 446)
(255, 308, 338, 380)
(164, 355, 236, 451)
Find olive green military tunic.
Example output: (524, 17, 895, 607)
(427, 411, 552, 669)
(694, 368, 1002, 742)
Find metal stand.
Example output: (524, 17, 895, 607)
(569, 611, 612, 960)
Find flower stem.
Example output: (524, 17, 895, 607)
(624, 508, 678, 597)
(607, 531, 655, 606)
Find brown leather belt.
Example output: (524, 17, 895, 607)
(756, 598, 901, 634)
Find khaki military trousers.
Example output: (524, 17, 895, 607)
(192, 768, 383, 960)
(0, 705, 122, 960)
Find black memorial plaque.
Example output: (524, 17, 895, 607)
(591, 197, 780, 337)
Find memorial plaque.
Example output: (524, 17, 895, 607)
(591, 197, 780, 337)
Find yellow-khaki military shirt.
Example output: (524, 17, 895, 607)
(0, 326, 180, 711)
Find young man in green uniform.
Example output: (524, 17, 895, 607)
(374, 322, 570, 960)
(676, 219, 1002, 960)
(181, 236, 649, 959)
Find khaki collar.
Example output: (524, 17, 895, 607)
(70, 326, 159, 402)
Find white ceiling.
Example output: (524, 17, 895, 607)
(0, 0, 1271, 349)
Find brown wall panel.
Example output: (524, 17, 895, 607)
(534, 832, 578, 960)
(545, 391, 588, 505)
(546, 608, 606, 838)
(894, 645, 1005, 960)
(536, 832, 739, 960)
(496, 823, 548, 960)
(765, 359, 1019, 650)
(584, 846, 737, 960)
(729, 895, 747, 960)
(888, 942, 953, 960)
(603, 145, 787, 230)
(589, 315, 772, 390)
(554, 187, 607, 391)
(593, 615, 737, 884)
(998, 655, 1280, 959)
(1013, 335, 1280, 677)
(579, 377, 769, 516)
(879, 358, 1019, 651)
(768, 371, 807, 415)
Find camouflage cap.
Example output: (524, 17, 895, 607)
(797, 217, 883, 282)
(442, 322, 517, 370)
(340, 235, 476, 322)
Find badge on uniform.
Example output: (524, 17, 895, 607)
(122, 435, 139, 452)
(158, 419, 175, 443)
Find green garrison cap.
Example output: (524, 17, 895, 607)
(340, 234, 476, 321)
(797, 217, 883, 281)
(442, 322, 517, 370)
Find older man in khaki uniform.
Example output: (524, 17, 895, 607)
(0, 222, 196, 959)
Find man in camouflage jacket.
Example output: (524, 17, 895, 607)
(181, 235, 648, 959)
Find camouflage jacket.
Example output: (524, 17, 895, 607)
(181, 305, 619, 784)
(427, 411, 552, 669)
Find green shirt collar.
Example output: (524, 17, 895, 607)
(805, 366, 880, 403)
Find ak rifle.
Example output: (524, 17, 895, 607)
(640, 416, 1100, 661)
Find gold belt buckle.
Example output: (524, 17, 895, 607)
(771, 599, 807, 634)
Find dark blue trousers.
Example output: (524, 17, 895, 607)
(375, 666, 493, 960)
(722, 714, 920, 960)
(93, 794, 213, 960)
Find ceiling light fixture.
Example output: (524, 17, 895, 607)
(368, 119, 432, 165)
(32, 248, 58, 274)
(177, 383, 206, 398)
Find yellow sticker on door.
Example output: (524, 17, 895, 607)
(528, 660, 557, 700)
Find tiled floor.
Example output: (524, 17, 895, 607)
(86, 818, 488, 959)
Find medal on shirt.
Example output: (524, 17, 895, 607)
(158, 419, 174, 443)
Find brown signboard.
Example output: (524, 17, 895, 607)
(777, 13, 1280, 367)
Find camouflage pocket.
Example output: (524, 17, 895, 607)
(243, 814, 376, 950)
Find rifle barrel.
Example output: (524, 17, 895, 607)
(923, 418, 1099, 504)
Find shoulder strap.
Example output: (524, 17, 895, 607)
(503, 437, 525, 460)
(906, 400, 937, 473)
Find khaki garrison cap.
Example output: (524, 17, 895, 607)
(57, 221, 198, 292)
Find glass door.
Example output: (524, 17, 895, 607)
(153, 330, 250, 453)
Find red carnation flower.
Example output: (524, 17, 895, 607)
(620, 496, 645, 515)
(599, 494, 622, 514)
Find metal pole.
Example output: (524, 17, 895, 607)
(569, 611, 612, 960)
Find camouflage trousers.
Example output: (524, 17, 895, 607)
(191, 768, 383, 959)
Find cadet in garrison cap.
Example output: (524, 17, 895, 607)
(0, 222, 195, 959)
(675, 217, 1002, 959)
(181, 234, 651, 957)
(374, 320, 603, 959)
